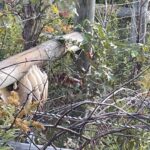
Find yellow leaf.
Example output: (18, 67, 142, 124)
(0, 12, 3, 17)
(0, 27, 4, 33)
(51, 4, 59, 14)
(43, 26, 55, 33)
(62, 24, 73, 33)
(32, 121, 45, 130)
(15, 118, 30, 133)
(138, 70, 150, 90)
(7, 91, 20, 106)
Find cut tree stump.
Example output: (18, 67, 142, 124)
(0, 32, 83, 89)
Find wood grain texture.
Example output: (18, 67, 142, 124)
(0, 32, 83, 89)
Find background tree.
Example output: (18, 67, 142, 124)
(73, 0, 95, 73)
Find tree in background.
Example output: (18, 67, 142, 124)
(73, 0, 95, 73)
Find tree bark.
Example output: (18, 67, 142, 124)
(131, 1, 138, 43)
(138, 0, 149, 43)
(131, 0, 149, 43)
(75, 0, 95, 31)
(0, 32, 83, 89)
(74, 0, 95, 73)
(22, 0, 42, 50)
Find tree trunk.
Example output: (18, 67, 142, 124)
(131, 0, 149, 43)
(75, 0, 95, 31)
(138, 0, 149, 43)
(22, 0, 42, 50)
(131, 2, 138, 43)
(0, 32, 83, 89)
(74, 0, 95, 73)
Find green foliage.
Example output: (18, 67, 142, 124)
(0, 7, 22, 60)
(0, 94, 18, 149)
(0, 1, 150, 149)
(138, 69, 150, 90)
(71, 21, 150, 149)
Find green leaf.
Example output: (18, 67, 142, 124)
(31, 0, 37, 4)
(131, 50, 139, 57)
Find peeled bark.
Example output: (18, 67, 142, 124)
(0, 32, 83, 89)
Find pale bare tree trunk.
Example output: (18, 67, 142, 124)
(131, 2, 138, 43)
(130, 0, 149, 78)
(0, 32, 83, 89)
(75, 0, 95, 31)
(138, 0, 149, 43)
(131, 0, 149, 43)
(74, 0, 95, 73)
